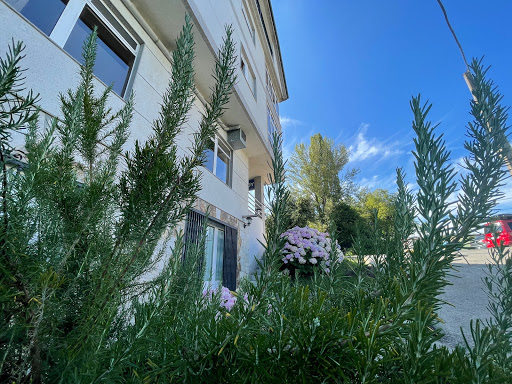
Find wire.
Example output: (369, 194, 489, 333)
(436, 0, 470, 70)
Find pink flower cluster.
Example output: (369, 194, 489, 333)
(202, 288, 273, 315)
(202, 286, 244, 311)
(280, 226, 342, 273)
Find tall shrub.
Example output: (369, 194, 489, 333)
(0, 16, 236, 383)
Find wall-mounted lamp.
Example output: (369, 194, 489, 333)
(242, 214, 259, 228)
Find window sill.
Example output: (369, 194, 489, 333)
(201, 166, 232, 189)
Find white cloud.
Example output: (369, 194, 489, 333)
(348, 123, 405, 163)
(279, 116, 310, 162)
(358, 173, 398, 191)
(279, 116, 302, 129)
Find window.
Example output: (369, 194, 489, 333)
(240, 51, 256, 97)
(241, 0, 255, 44)
(266, 71, 279, 115)
(6, 0, 137, 98)
(255, 0, 273, 57)
(204, 136, 232, 185)
(184, 211, 238, 291)
(64, 5, 135, 96)
(203, 225, 225, 288)
(6, 0, 68, 36)
(267, 107, 278, 141)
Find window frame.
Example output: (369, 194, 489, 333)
(241, 0, 256, 44)
(204, 135, 233, 187)
(266, 70, 279, 115)
(4, 0, 70, 37)
(267, 106, 278, 142)
(240, 48, 257, 99)
(6, 0, 139, 99)
(203, 223, 225, 289)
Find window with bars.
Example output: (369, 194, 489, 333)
(184, 210, 238, 290)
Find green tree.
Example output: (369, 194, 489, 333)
(289, 194, 316, 227)
(265, 194, 316, 234)
(289, 133, 356, 225)
(330, 201, 362, 249)
(357, 188, 395, 233)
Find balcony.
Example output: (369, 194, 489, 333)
(248, 190, 264, 218)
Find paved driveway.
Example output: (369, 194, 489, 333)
(438, 249, 493, 349)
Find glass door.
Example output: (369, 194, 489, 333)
(203, 225, 225, 289)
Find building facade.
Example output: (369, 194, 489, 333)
(0, 0, 287, 289)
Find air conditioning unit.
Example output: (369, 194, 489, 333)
(227, 128, 247, 150)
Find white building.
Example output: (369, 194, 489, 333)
(0, 0, 288, 289)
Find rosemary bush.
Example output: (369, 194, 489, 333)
(0, 17, 511, 384)
(0, 17, 236, 383)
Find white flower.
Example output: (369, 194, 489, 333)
(309, 258, 317, 265)
(298, 257, 306, 264)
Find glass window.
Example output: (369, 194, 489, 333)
(241, 58, 246, 76)
(203, 226, 215, 281)
(216, 142, 230, 184)
(6, 0, 68, 36)
(204, 139, 215, 173)
(240, 51, 256, 97)
(203, 136, 232, 186)
(64, 6, 135, 96)
(266, 71, 279, 115)
(241, 1, 255, 44)
(268, 107, 277, 141)
(204, 225, 225, 288)
(214, 229, 224, 282)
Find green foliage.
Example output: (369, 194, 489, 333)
(1, 25, 511, 384)
(265, 193, 316, 233)
(288, 133, 357, 224)
(0, 17, 236, 383)
(289, 194, 316, 227)
(357, 188, 395, 231)
(330, 200, 361, 249)
(330, 188, 396, 253)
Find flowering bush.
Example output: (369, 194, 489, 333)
(202, 286, 238, 311)
(202, 287, 275, 315)
(203, 287, 248, 311)
(280, 226, 343, 275)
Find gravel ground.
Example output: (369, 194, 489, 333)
(437, 249, 493, 349)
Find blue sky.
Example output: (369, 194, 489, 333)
(272, 0, 512, 212)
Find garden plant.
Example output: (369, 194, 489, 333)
(0, 16, 511, 384)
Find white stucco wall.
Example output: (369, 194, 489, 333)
(242, 215, 265, 281)
(188, 0, 274, 154)
(0, 0, 262, 276)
